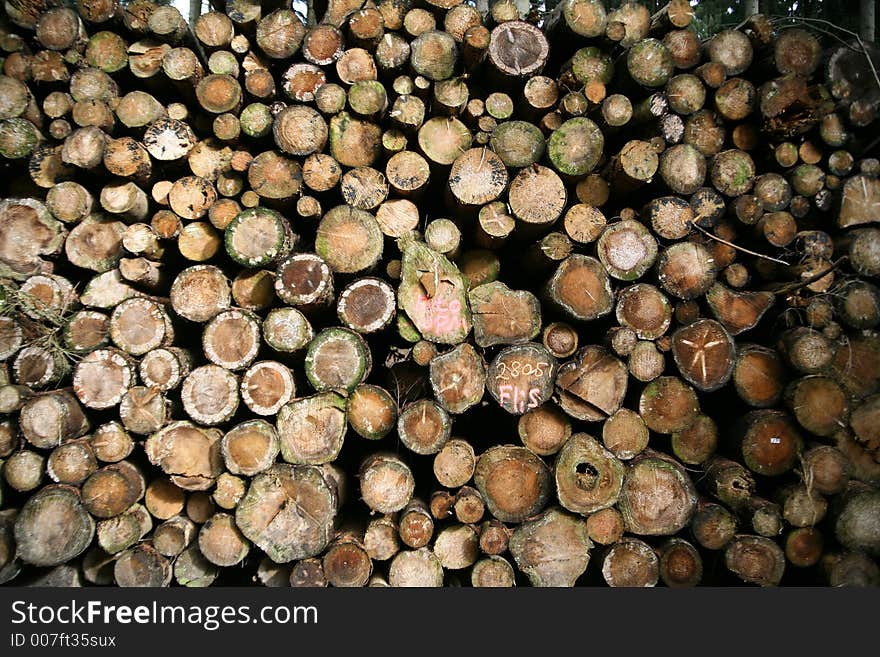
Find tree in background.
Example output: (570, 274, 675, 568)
(863, 0, 876, 41)
(188, 0, 201, 27)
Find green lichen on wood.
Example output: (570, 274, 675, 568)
(397, 236, 472, 344)
(0, 117, 39, 159)
(627, 38, 674, 88)
(239, 103, 273, 138)
(329, 111, 382, 168)
(304, 327, 371, 392)
(396, 313, 422, 343)
(489, 121, 545, 169)
(555, 433, 625, 515)
(224, 207, 294, 268)
(547, 117, 604, 178)
(569, 46, 614, 83)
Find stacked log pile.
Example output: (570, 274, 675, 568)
(0, 0, 878, 588)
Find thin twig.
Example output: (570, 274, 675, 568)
(0, 281, 82, 365)
(690, 222, 791, 266)
(862, 132, 880, 156)
(768, 257, 849, 296)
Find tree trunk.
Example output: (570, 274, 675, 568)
(862, 0, 876, 42)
